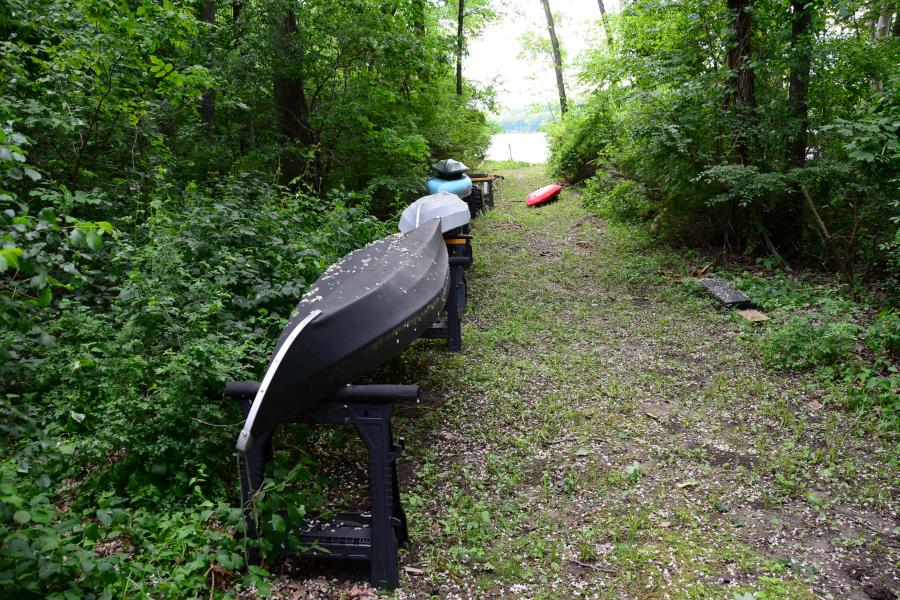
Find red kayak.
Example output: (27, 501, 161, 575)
(526, 183, 562, 207)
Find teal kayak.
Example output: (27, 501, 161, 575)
(427, 175, 472, 198)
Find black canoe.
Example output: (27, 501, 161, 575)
(236, 219, 449, 451)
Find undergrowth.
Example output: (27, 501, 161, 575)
(1, 174, 390, 598)
(734, 274, 899, 431)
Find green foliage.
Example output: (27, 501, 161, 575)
(1, 175, 388, 596)
(552, 0, 899, 287)
(224, 0, 493, 201)
(0, 0, 497, 594)
(546, 97, 616, 183)
(0, 482, 244, 599)
(735, 275, 898, 429)
(583, 173, 654, 223)
(758, 313, 859, 371)
(493, 105, 554, 133)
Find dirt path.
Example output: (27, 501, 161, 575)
(387, 166, 898, 599)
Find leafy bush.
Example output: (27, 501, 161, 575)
(583, 174, 654, 223)
(546, 97, 617, 183)
(736, 275, 897, 429)
(2, 0, 492, 594)
(0, 482, 245, 599)
(552, 0, 899, 284)
(1, 173, 390, 597)
(758, 313, 859, 371)
(866, 310, 900, 359)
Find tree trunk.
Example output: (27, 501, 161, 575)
(725, 0, 755, 164)
(412, 0, 425, 34)
(786, 0, 812, 171)
(540, 0, 567, 114)
(233, 1, 242, 26)
(272, 13, 311, 185)
(199, 0, 216, 134)
(771, 0, 814, 254)
(596, 0, 613, 48)
(456, 0, 465, 96)
(893, 10, 900, 36)
(875, 5, 893, 36)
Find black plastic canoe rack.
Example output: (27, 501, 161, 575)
(468, 174, 500, 215)
(424, 236, 472, 352)
(226, 382, 417, 589)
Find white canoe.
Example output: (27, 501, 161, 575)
(398, 192, 471, 234)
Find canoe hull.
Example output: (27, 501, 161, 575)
(399, 192, 471, 233)
(526, 184, 562, 207)
(433, 158, 469, 178)
(427, 175, 472, 199)
(238, 219, 449, 448)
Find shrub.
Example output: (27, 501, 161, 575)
(546, 97, 617, 183)
(583, 175, 655, 223)
(0, 174, 391, 597)
(866, 310, 900, 360)
(735, 275, 897, 429)
(759, 313, 860, 370)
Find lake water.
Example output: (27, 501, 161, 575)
(487, 132, 549, 164)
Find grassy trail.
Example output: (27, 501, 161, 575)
(385, 165, 898, 600)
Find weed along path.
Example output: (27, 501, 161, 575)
(382, 165, 898, 600)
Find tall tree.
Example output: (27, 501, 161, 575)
(875, 4, 894, 36)
(272, 12, 311, 185)
(770, 0, 815, 252)
(413, 0, 426, 34)
(233, 0, 242, 27)
(540, 0, 567, 114)
(725, 0, 755, 164)
(199, 0, 216, 133)
(452, 0, 497, 96)
(456, 0, 465, 95)
(785, 0, 813, 171)
(596, 0, 613, 48)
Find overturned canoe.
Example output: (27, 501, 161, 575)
(398, 192, 471, 234)
(236, 219, 450, 451)
(526, 183, 562, 207)
(427, 175, 472, 199)
(433, 158, 469, 178)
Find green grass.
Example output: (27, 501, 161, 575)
(381, 165, 898, 598)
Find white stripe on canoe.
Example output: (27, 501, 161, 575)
(236, 309, 322, 452)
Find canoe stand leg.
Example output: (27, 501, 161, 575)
(424, 251, 471, 352)
(234, 384, 418, 589)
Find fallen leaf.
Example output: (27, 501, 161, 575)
(403, 566, 425, 576)
(677, 481, 699, 489)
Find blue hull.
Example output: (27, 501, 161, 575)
(427, 175, 472, 198)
